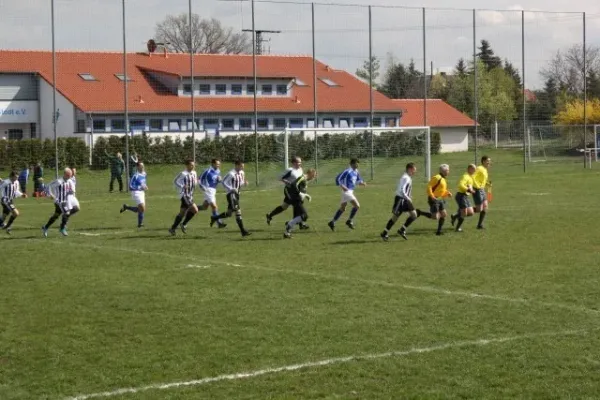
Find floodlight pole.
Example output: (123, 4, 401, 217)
(583, 12, 587, 168)
(51, 0, 58, 178)
(251, 0, 259, 186)
(368, 5, 374, 181)
(473, 9, 478, 166)
(422, 7, 428, 180)
(122, 0, 130, 188)
(312, 2, 318, 182)
(189, 0, 196, 163)
(521, 10, 527, 173)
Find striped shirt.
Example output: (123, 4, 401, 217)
(0, 179, 22, 203)
(395, 173, 412, 201)
(47, 178, 74, 204)
(281, 167, 303, 184)
(222, 169, 245, 194)
(174, 170, 197, 199)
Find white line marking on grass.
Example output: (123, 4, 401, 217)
(73, 243, 600, 317)
(78, 233, 101, 237)
(63, 329, 587, 400)
(183, 264, 211, 269)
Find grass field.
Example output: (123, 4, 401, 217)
(2, 149, 600, 399)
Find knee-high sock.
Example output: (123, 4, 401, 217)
(182, 211, 196, 226)
(236, 215, 246, 233)
(211, 210, 223, 224)
(44, 214, 60, 229)
(478, 210, 487, 227)
(383, 218, 397, 233)
(456, 217, 465, 230)
(437, 218, 445, 234)
(4, 215, 17, 229)
(418, 209, 432, 218)
(60, 214, 70, 229)
(332, 209, 344, 222)
(137, 212, 144, 226)
(348, 207, 358, 221)
(286, 215, 304, 231)
(125, 205, 138, 212)
(269, 206, 286, 218)
(402, 216, 416, 230)
(171, 214, 183, 230)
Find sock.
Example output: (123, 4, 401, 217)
(418, 210, 432, 218)
(437, 218, 445, 234)
(126, 205, 138, 212)
(332, 209, 344, 222)
(212, 211, 223, 224)
(384, 218, 396, 233)
(70, 208, 79, 216)
(287, 215, 304, 231)
(138, 212, 144, 226)
(348, 207, 358, 221)
(0, 214, 5, 225)
(45, 214, 59, 229)
(4, 215, 17, 229)
(236, 216, 246, 233)
(452, 212, 459, 220)
(268, 206, 285, 218)
(456, 217, 465, 230)
(478, 210, 487, 227)
(171, 214, 183, 230)
(60, 215, 70, 230)
(402, 216, 416, 230)
(181, 211, 195, 226)
(215, 212, 229, 220)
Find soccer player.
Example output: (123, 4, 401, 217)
(18, 165, 29, 195)
(67, 167, 81, 212)
(473, 156, 492, 229)
(0, 171, 27, 234)
(120, 162, 148, 228)
(33, 161, 44, 197)
(199, 159, 226, 228)
(416, 164, 452, 236)
(380, 163, 418, 241)
(42, 168, 79, 237)
(283, 168, 317, 239)
(266, 156, 309, 230)
(210, 160, 251, 237)
(170, 159, 198, 236)
(450, 164, 476, 232)
(328, 158, 367, 231)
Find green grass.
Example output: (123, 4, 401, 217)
(2, 149, 600, 399)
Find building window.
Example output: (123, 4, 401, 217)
(130, 119, 145, 132)
(372, 117, 382, 127)
(246, 84, 255, 95)
(276, 84, 288, 95)
(262, 84, 273, 95)
(186, 119, 200, 130)
(289, 118, 303, 128)
(78, 73, 97, 81)
(320, 78, 339, 87)
(111, 119, 125, 131)
(93, 119, 106, 132)
(168, 119, 181, 131)
(115, 74, 133, 82)
(339, 118, 350, 128)
(77, 120, 86, 133)
(274, 118, 286, 129)
(183, 84, 192, 95)
(222, 119, 235, 130)
(239, 118, 252, 129)
(215, 84, 227, 95)
(149, 119, 163, 131)
(322, 118, 334, 128)
(8, 129, 23, 140)
(354, 117, 368, 128)
(307, 119, 316, 128)
(30, 123, 37, 138)
(257, 118, 269, 129)
(199, 84, 211, 95)
(386, 117, 396, 127)
(231, 84, 242, 95)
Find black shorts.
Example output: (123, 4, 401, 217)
(392, 196, 414, 216)
(227, 192, 240, 211)
(455, 192, 471, 210)
(473, 189, 487, 206)
(428, 198, 446, 214)
(2, 201, 15, 215)
(180, 196, 195, 209)
(54, 202, 70, 215)
(292, 202, 307, 219)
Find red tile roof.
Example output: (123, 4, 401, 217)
(0, 50, 401, 114)
(392, 99, 476, 127)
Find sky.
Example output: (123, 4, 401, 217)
(1, 0, 599, 89)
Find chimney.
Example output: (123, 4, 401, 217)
(135, 95, 144, 104)
(294, 95, 300, 104)
(164, 47, 168, 59)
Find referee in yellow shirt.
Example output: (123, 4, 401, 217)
(416, 164, 452, 236)
(473, 156, 492, 229)
(450, 164, 476, 232)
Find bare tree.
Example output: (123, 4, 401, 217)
(541, 44, 600, 95)
(155, 14, 251, 54)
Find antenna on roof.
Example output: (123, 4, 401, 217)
(242, 29, 281, 55)
(147, 39, 171, 58)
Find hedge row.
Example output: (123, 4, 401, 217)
(0, 131, 441, 170)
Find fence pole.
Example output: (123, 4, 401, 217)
(51, 0, 58, 178)
(422, 7, 428, 180)
(368, 5, 374, 181)
(472, 9, 478, 165)
(494, 120, 498, 148)
(122, 0, 130, 188)
(521, 10, 526, 173)
(311, 2, 318, 182)
(251, 0, 259, 186)
(189, 0, 196, 163)
(583, 12, 587, 168)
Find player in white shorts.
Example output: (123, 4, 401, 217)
(199, 159, 226, 228)
(328, 158, 367, 231)
(120, 162, 148, 228)
(67, 168, 80, 211)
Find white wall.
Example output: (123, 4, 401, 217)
(437, 127, 469, 153)
(0, 123, 34, 139)
(39, 79, 76, 139)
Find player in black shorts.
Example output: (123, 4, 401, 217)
(283, 168, 317, 239)
(381, 163, 418, 241)
(170, 160, 199, 236)
(210, 160, 251, 237)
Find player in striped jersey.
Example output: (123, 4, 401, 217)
(67, 168, 80, 212)
(42, 168, 79, 237)
(0, 171, 27, 234)
(266, 156, 309, 230)
(283, 168, 317, 239)
(170, 159, 199, 236)
(200, 159, 226, 229)
(120, 162, 148, 228)
(210, 160, 251, 237)
(380, 163, 418, 241)
(328, 158, 367, 231)
(416, 164, 452, 236)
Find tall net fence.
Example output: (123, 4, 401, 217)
(0, 0, 599, 197)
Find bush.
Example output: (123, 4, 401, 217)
(1, 131, 442, 170)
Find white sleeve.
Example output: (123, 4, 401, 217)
(222, 172, 234, 192)
(399, 177, 411, 201)
(14, 183, 23, 198)
(0, 181, 6, 197)
(174, 173, 184, 190)
(47, 180, 59, 198)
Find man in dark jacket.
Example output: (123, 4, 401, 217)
(105, 151, 125, 192)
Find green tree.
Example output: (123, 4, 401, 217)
(429, 73, 449, 101)
(381, 62, 408, 98)
(477, 39, 502, 71)
(587, 69, 600, 99)
(356, 56, 380, 87)
(455, 58, 467, 77)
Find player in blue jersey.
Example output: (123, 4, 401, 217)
(328, 158, 367, 231)
(120, 162, 148, 228)
(199, 159, 226, 228)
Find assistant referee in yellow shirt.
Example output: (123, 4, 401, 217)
(473, 156, 491, 229)
(417, 164, 452, 236)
